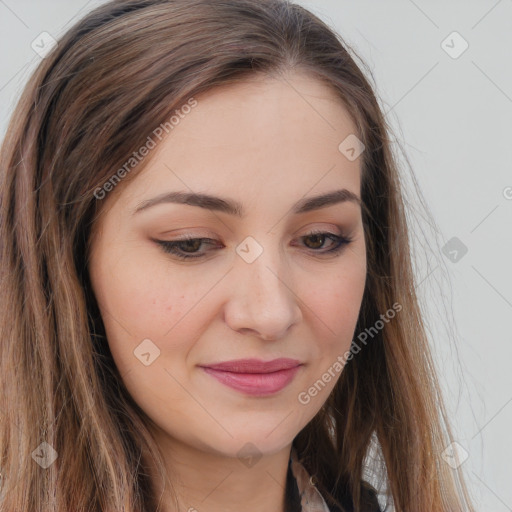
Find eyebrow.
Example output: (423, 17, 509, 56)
(132, 188, 361, 217)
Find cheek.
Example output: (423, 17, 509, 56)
(90, 259, 208, 421)
(92, 245, 202, 333)
(294, 270, 366, 409)
(306, 267, 366, 343)
(90, 247, 210, 377)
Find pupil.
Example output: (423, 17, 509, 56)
(307, 234, 324, 249)
(183, 239, 201, 252)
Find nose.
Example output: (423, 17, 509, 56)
(223, 242, 303, 341)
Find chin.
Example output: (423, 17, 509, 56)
(195, 428, 295, 461)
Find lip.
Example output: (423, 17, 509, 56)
(199, 358, 302, 396)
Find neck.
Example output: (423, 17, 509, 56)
(144, 426, 293, 512)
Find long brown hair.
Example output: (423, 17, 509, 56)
(0, 0, 475, 510)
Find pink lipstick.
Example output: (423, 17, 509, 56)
(199, 358, 302, 396)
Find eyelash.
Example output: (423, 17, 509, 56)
(154, 230, 353, 260)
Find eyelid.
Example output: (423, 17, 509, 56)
(153, 227, 354, 261)
(157, 224, 348, 244)
(157, 227, 217, 238)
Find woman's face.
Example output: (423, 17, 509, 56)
(88, 71, 367, 461)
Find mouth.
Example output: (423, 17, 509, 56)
(199, 358, 302, 396)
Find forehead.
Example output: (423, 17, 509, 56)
(102, 70, 362, 219)
(171, 70, 357, 150)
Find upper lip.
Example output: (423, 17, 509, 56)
(200, 358, 301, 374)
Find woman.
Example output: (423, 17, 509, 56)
(0, 0, 475, 511)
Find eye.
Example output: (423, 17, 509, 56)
(154, 236, 220, 260)
(294, 230, 353, 257)
(154, 230, 353, 261)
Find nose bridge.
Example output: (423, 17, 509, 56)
(224, 234, 302, 340)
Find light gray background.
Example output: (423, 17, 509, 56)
(1, 1, 511, 510)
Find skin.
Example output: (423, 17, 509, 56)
(88, 70, 367, 512)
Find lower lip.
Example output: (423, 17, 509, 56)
(200, 366, 301, 396)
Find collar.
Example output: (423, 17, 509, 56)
(289, 447, 331, 512)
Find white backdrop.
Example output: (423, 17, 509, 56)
(1, 1, 511, 510)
